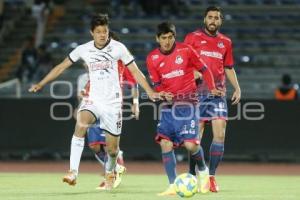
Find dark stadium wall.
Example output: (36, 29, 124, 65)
(0, 99, 299, 161)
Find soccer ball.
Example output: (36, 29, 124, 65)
(174, 173, 198, 198)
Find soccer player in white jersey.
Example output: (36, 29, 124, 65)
(29, 13, 163, 190)
(76, 72, 126, 190)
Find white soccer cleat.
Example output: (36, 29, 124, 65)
(198, 167, 210, 193)
(113, 165, 126, 188)
(96, 165, 126, 190)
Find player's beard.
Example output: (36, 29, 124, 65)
(205, 23, 219, 35)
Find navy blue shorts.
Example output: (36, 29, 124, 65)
(155, 104, 200, 147)
(199, 95, 228, 122)
(87, 121, 106, 146)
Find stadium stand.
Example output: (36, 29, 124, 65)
(0, 1, 36, 82)
(0, 0, 300, 99)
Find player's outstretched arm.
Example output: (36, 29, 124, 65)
(225, 68, 241, 105)
(127, 62, 165, 102)
(131, 85, 140, 119)
(29, 57, 73, 92)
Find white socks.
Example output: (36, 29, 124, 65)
(105, 151, 118, 172)
(70, 135, 85, 175)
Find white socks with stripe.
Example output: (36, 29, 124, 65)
(70, 135, 85, 175)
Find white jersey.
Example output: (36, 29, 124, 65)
(77, 72, 89, 96)
(69, 39, 134, 104)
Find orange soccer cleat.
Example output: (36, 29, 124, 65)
(62, 170, 77, 186)
(104, 171, 116, 190)
(209, 176, 219, 192)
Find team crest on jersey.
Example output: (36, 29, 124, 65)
(152, 54, 159, 60)
(217, 42, 225, 48)
(175, 55, 183, 64)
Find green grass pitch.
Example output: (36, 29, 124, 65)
(1, 173, 300, 200)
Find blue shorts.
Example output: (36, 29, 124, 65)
(155, 104, 200, 147)
(199, 95, 228, 122)
(87, 121, 106, 146)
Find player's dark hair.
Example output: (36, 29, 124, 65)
(109, 31, 120, 41)
(90, 13, 109, 31)
(204, 6, 223, 19)
(156, 22, 176, 37)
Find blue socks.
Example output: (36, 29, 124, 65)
(191, 146, 206, 171)
(162, 150, 177, 184)
(188, 151, 197, 175)
(95, 151, 106, 167)
(209, 142, 224, 175)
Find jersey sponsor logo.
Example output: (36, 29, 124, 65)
(152, 54, 159, 60)
(201, 40, 207, 44)
(176, 47, 189, 52)
(89, 49, 96, 53)
(161, 69, 184, 79)
(90, 60, 112, 71)
(175, 55, 183, 64)
(200, 50, 223, 59)
(217, 42, 225, 48)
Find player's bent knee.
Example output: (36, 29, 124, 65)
(213, 133, 225, 142)
(74, 125, 89, 137)
(89, 144, 101, 153)
(184, 142, 198, 152)
(160, 139, 173, 152)
(106, 149, 118, 157)
(106, 145, 119, 157)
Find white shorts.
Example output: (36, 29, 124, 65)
(78, 99, 122, 135)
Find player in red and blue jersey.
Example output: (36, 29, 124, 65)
(184, 6, 241, 192)
(146, 22, 224, 196)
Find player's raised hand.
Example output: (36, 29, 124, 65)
(231, 89, 241, 105)
(28, 83, 42, 93)
(162, 92, 174, 102)
(211, 88, 225, 97)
